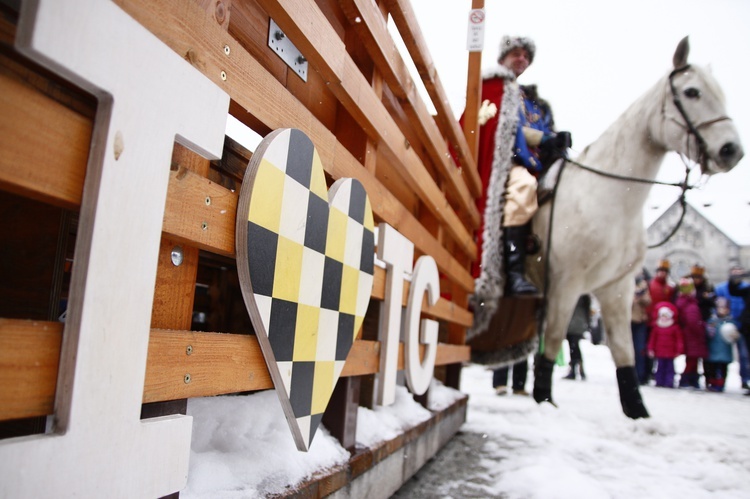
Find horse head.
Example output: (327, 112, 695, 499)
(657, 37, 744, 175)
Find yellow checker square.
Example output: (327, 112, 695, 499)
(309, 150, 328, 198)
(325, 207, 347, 262)
(248, 158, 285, 233)
(272, 235, 303, 302)
(339, 264, 360, 315)
(293, 304, 321, 361)
(311, 361, 335, 415)
(364, 198, 375, 231)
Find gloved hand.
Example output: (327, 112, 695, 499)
(540, 131, 572, 158)
(556, 131, 572, 149)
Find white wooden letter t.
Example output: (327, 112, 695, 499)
(0, 0, 228, 497)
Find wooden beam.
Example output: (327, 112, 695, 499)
(114, 0, 477, 290)
(0, 320, 471, 421)
(337, 0, 479, 229)
(384, 0, 482, 194)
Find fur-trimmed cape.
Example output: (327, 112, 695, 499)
(467, 65, 521, 340)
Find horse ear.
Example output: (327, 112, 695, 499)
(673, 36, 690, 68)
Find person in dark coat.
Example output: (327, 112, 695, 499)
(676, 277, 708, 389)
(691, 264, 716, 321)
(564, 295, 591, 380)
(728, 266, 750, 350)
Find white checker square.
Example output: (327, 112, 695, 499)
(278, 176, 310, 244)
(262, 130, 291, 174)
(329, 179, 350, 211)
(316, 308, 340, 361)
(333, 360, 345, 381)
(356, 275, 373, 317)
(296, 415, 311, 447)
(298, 247, 326, 307)
(276, 360, 294, 396)
(254, 293, 273, 333)
(343, 219, 364, 269)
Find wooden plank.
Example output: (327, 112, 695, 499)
(249, 0, 478, 258)
(385, 0, 482, 196)
(162, 164, 238, 257)
(113, 0, 475, 292)
(0, 320, 470, 421)
(338, 0, 479, 229)
(0, 65, 90, 210)
(0, 319, 62, 421)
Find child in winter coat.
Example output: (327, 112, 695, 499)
(648, 301, 683, 388)
(676, 277, 708, 389)
(705, 297, 740, 392)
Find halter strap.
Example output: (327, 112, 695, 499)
(667, 65, 732, 171)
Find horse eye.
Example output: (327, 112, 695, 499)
(683, 87, 701, 99)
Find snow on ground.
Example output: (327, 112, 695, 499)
(397, 341, 750, 498)
(183, 340, 750, 498)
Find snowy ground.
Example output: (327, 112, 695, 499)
(395, 341, 750, 499)
(183, 340, 750, 498)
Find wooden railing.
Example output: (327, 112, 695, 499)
(0, 0, 478, 449)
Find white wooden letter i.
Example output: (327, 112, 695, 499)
(0, 0, 229, 497)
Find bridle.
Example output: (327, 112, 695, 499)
(667, 64, 732, 174)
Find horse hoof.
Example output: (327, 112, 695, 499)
(624, 405, 650, 420)
(616, 366, 650, 419)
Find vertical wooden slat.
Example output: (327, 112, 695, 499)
(463, 0, 484, 162)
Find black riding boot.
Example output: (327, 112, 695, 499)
(616, 366, 650, 419)
(504, 225, 540, 297)
(563, 360, 578, 380)
(533, 354, 556, 405)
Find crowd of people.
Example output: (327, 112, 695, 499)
(631, 260, 749, 393)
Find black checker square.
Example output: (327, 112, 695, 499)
(359, 228, 375, 275)
(247, 221, 278, 297)
(268, 298, 298, 362)
(304, 193, 329, 254)
(348, 180, 367, 225)
(335, 313, 355, 360)
(290, 361, 315, 418)
(320, 257, 343, 311)
(285, 129, 314, 189)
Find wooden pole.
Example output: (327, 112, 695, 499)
(463, 0, 484, 162)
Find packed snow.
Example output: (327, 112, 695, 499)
(182, 340, 750, 498)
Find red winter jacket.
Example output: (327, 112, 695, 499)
(648, 302, 684, 358)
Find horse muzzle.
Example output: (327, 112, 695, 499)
(704, 140, 744, 174)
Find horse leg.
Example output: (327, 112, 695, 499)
(533, 289, 578, 405)
(595, 280, 650, 419)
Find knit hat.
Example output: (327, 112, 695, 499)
(655, 303, 676, 328)
(678, 277, 695, 295)
(657, 259, 671, 272)
(499, 35, 536, 64)
(690, 264, 705, 277)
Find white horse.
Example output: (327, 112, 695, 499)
(531, 37, 744, 418)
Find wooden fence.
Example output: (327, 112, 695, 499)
(0, 0, 482, 495)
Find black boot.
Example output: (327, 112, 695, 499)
(616, 366, 650, 419)
(563, 360, 577, 380)
(579, 362, 586, 381)
(533, 354, 556, 406)
(504, 225, 540, 297)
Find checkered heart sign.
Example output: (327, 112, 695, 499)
(236, 128, 375, 451)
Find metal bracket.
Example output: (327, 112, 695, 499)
(267, 19, 308, 82)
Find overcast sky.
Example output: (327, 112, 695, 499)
(405, 0, 750, 238)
